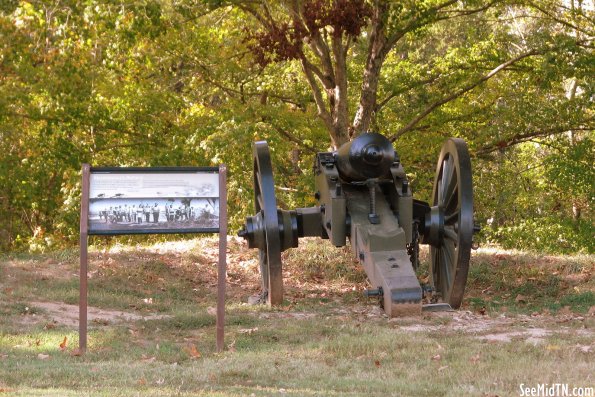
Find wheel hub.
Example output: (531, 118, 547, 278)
(239, 209, 298, 252)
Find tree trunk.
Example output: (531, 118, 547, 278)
(352, 1, 390, 137)
(330, 34, 350, 147)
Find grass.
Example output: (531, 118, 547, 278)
(0, 238, 594, 396)
(458, 247, 595, 314)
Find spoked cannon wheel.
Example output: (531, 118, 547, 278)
(429, 138, 474, 308)
(252, 141, 283, 305)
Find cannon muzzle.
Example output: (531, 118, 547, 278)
(336, 132, 396, 182)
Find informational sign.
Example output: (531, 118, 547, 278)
(79, 165, 227, 354)
(87, 168, 220, 235)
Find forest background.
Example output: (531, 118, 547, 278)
(0, 0, 592, 254)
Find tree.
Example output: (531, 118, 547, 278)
(200, 0, 591, 151)
(0, 0, 592, 252)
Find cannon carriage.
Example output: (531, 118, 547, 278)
(238, 132, 479, 317)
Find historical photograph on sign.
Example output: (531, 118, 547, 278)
(87, 170, 220, 234)
(89, 198, 219, 233)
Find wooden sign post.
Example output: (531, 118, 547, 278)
(79, 165, 227, 353)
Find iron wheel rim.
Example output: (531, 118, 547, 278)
(253, 141, 283, 305)
(429, 138, 474, 309)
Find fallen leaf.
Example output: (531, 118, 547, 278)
(37, 353, 50, 360)
(470, 354, 481, 363)
(138, 378, 146, 386)
(431, 354, 441, 361)
(59, 337, 68, 350)
(546, 345, 560, 351)
(374, 360, 381, 368)
(43, 322, 57, 330)
(515, 294, 527, 304)
(186, 344, 201, 359)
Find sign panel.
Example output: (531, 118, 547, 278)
(87, 167, 220, 235)
(79, 164, 228, 353)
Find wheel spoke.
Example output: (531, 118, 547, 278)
(445, 210, 459, 224)
(444, 173, 458, 210)
(444, 239, 457, 291)
(259, 249, 269, 291)
(440, 247, 452, 294)
(440, 163, 448, 205)
(441, 156, 453, 205)
(433, 248, 440, 283)
(436, 247, 444, 284)
(444, 226, 458, 243)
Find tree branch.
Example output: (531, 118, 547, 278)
(437, 0, 501, 18)
(299, 56, 334, 135)
(301, 56, 335, 89)
(375, 73, 443, 113)
(389, 49, 540, 142)
(237, 3, 274, 30)
(268, 123, 318, 154)
(476, 123, 594, 156)
(527, 1, 595, 36)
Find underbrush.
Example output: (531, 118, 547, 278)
(481, 218, 594, 254)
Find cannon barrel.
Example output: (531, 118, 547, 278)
(336, 132, 396, 182)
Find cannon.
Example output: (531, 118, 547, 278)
(238, 132, 478, 316)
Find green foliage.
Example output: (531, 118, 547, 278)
(545, 136, 594, 201)
(0, 1, 592, 254)
(483, 217, 594, 254)
(474, 136, 593, 254)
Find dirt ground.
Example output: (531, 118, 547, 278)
(3, 237, 594, 350)
(17, 298, 593, 354)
